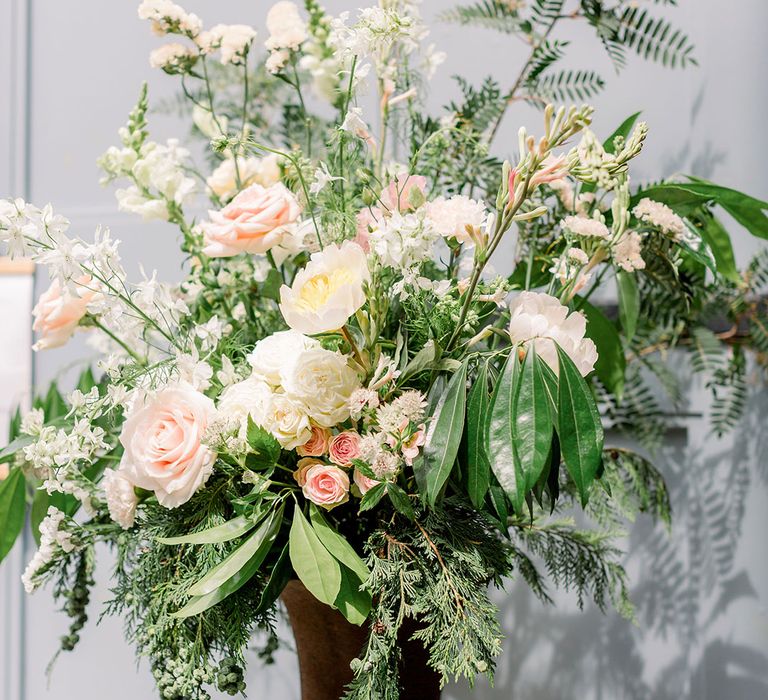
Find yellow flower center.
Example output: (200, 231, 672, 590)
(297, 269, 354, 311)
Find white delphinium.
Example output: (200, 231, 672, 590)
(102, 469, 138, 530)
(613, 231, 646, 272)
(216, 356, 241, 388)
(175, 350, 214, 392)
(137, 0, 203, 38)
(422, 43, 447, 78)
(633, 198, 686, 240)
(22, 507, 77, 593)
(265, 2, 307, 72)
(507, 291, 598, 377)
(368, 210, 439, 271)
(425, 195, 487, 245)
(310, 162, 344, 195)
(128, 139, 196, 215)
(197, 24, 257, 65)
(561, 214, 611, 240)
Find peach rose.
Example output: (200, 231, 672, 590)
(119, 383, 217, 508)
(328, 430, 361, 468)
(201, 182, 301, 257)
(380, 174, 427, 212)
(302, 463, 349, 510)
(353, 468, 380, 495)
(296, 425, 330, 457)
(293, 457, 323, 486)
(32, 276, 96, 351)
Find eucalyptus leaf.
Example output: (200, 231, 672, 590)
(289, 506, 341, 606)
(416, 360, 468, 506)
(186, 506, 282, 597)
(555, 345, 604, 506)
(309, 505, 369, 583)
(0, 468, 26, 563)
(466, 362, 491, 509)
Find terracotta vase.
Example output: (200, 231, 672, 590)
(280, 580, 441, 700)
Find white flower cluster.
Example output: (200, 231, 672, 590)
(368, 210, 439, 271)
(549, 247, 591, 286)
(149, 42, 197, 74)
(215, 331, 361, 450)
(613, 231, 646, 272)
(561, 214, 610, 240)
(633, 198, 686, 240)
(138, 0, 202, 38)
(21, 507, 77, 593)
(265, 1, 308, 73)
(198, 24, 257, 65)
(426, 195, 487, 245)
(508, 291, 598, 377)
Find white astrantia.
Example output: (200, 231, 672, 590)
(368, 210, 439, 271)
(561, 214, 611, 240)
(613, 231, 646, 272)
(425, 195, 487, 244)
(507, 291, 598, 377)
(197, 24, 257, 65)
(102, 469, 138, 530)
(340, 107, 375, 147)
(22, 507, 77, 593)
(279, 241, 370, 335)
(633, 198, 686, 239)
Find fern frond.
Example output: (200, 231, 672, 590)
(618, 7, 697, 68)
(530, 0, 566, 32)
(528, 69, 605, 103)
(440, 1, 524, 33)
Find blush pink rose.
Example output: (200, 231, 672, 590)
(32, 276, 96, 351)
(296, 425, 331, 457)
(353, 468, 380, 495)
(119, 383, 217, 508)
(201, 182, 301, 257)
(380, 174, 427, 212)
(328, 430, 361, 468)
(302, 463, 350, 510)
(354, 208, 380, 253)
(293, 457, 323, 486)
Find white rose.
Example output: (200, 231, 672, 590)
(279, 241, 370, 334)
(261, 393, 312, 449)
(507, 291, 598, 377)
(102, 469, 138, 529)
(217, 376, 274, 435)
(247, 330, 319, 386)
(119, 383, 217, 508)
(282, 347, 360, 428)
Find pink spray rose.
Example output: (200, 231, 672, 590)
(302, 463, 350, 510)
(32, 276, 96, 350)
(380, 174, 427, 212)
(118, 383, 217, 508)
(328, 430, 361, 468)
(201, 182, 301, 257)
(296, 425, 331, 457)
(353, 468, 380, 496)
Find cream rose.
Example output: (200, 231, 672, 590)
(296, 425, 331, 457)
(216, 375, 274, 435)
(302, 463, 350, 510)
(102, 468, 138, 529)
(32, 276, 96, 351)
(328, 431, 361, 468)
(507, 291, 598, 377)
(206, 155, 282, 201)
(247, 330, 319, 386)
(260, 393, 312, 449)
(353, 468, 380, 496)
(279, 241, 370, 334)
(119, 383, 217, 508)
(201, 182, 301, 257)
(281, 347, 360, 428)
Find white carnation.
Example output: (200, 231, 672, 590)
(425, 195, 487, 244)
(102, 469, 138, 529)
(507, 291, 598, 377)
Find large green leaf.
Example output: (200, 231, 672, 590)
(696, 213, 739, 282)
(158, 513, 261, 546)
(487, 351, 524, 511)
(514, 346, 554, 494)
(580, 299, 626, 399)
(466, 362, 491, 509)
(44, 382, 68, 420)
(186, 506, 282, 597)
(616, 271, 639, 342)
(246, 417, 281, 466)
(399, 340, 439, 383)
(416, 360, 468, 506)
(255, 544, 292, 615)
(0, 468, 26, 563)
(603, 112, 641, 154)
(686, 177, 768, 239)
(289, 506, 341, 606)
(334, 565, 372, 626)
(309, 505, 369, 583)
(555, 345, 604, 506)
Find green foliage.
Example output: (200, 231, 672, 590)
(0, 468, 26, 563)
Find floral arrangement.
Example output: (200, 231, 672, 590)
(1, 1, 767, 698)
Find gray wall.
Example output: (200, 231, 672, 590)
(1, 1, 767, 698)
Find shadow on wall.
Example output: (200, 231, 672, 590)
(443, 377, 768, 700)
